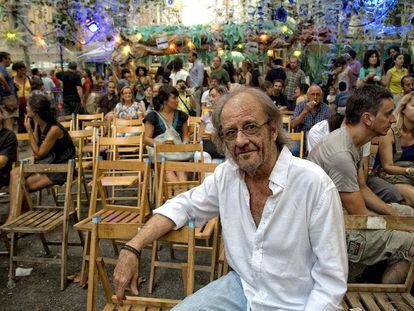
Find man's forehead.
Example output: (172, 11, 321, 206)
(379, 98, 395, 111)
(221, 94, 265, 123)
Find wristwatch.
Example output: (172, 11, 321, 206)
(405, 167, 413, 177)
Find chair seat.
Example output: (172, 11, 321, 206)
(74, 209, 141, 231)
(107, 147, 140, 153)
(103, 296, 180, 311)
(100, 176, 139, 186)
(342, 292, 414, 310)
(1, 209, 64, 234)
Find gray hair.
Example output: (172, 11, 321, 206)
(211, 87, 290, 154)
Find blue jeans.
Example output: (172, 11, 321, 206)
(172, 271, 248, 310)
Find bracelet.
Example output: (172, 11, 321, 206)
(121, 245, 141, 259)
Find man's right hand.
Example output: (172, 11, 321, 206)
(113, 248, 140, 305)
(305, 100, 317, 111)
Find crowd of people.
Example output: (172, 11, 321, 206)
(1, 45, 414, 309)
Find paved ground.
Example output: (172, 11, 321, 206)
(0, 145, 212, 310)
(0, 216, 212, 310)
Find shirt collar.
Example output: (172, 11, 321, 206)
(268, 146, 292, 189)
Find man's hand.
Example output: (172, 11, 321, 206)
(306, 100, 317, 111)
(113, 248, 140, 305)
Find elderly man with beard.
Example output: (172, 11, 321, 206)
(291, 84, 333, 132)
(113, 87, 347, 310)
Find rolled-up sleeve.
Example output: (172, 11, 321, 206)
(153, 173, 220, 229)
(305, 186, 348, 310)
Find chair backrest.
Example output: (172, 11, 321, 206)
(345, 215, 414, 293)
(290, 131, 304, 158)
(87, 221, 195, 311)
(156, 161, 218, 208)
(58, 114, 75, 122)
(112, 125, 145, 137)
(113, 118, 143, 126)
(97, 135, 144, 161)
(88, 159, 150, 223)
(14, 161, 75, 218)
(282, 116, 291, 133)
(69, 129, 94, 169)
(188, 116, 201, 125)
(154, 143, 204, 163)
(60, 119, 74, 131)
(76, 113, 104, 130)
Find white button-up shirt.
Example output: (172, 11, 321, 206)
(154, 147, 348, 310)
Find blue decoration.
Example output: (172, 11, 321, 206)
(274, 6, 287, 23)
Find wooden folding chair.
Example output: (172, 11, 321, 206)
(188, 117, 202, 143)
(74, 159, 150, 286)
(86, 220, 195, 311)
(289, 131, 304, 158)
(69, 129, 94, 219)
(1, 160, 84, 290)
(76, 113, 104, 130)
(149, 161, 219, 293)
(343, 215, 414, 310)
(282, 115, 292, 133)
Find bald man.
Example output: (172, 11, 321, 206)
(291, 85, 333, 132)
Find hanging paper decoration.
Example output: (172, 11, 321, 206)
(274, 6, 287, 23)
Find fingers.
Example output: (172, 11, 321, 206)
(130, 272, 139, 295)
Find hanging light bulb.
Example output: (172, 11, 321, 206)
(267, 50, 274, 57)
(187, 40, 195, 50)
(168, 42, 177, 50)
(6, 32, 16, 40)
(122, 45, 131, 55)
(114, 35, 122, 44)
(259, 33, 269, 42)
(293, 50, 302, 57)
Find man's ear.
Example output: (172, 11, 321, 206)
(361, 112, 373, 127)
(270, 121, 278, 140)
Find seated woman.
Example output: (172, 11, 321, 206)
(375, 92, 414, 206)
(144, 85, 189, 182)
(0, 109, 17, 190)
(7, 94, 76, 223)
(199, 85, 228, 159)
(106, 86, 145, 120)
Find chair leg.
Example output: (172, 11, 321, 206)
(7, 233, 16, 289)
(148, 241, 158, 294)
(2, 232, 10, 255)
(39, 234, 50, 255)
(60, 212, 70, 290)
(72, 213, 85, 248)
(80, 232, 91, 287)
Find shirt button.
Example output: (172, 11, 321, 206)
(255, 245, 260, 251)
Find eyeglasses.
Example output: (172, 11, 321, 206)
(220, 121, 270, 141)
